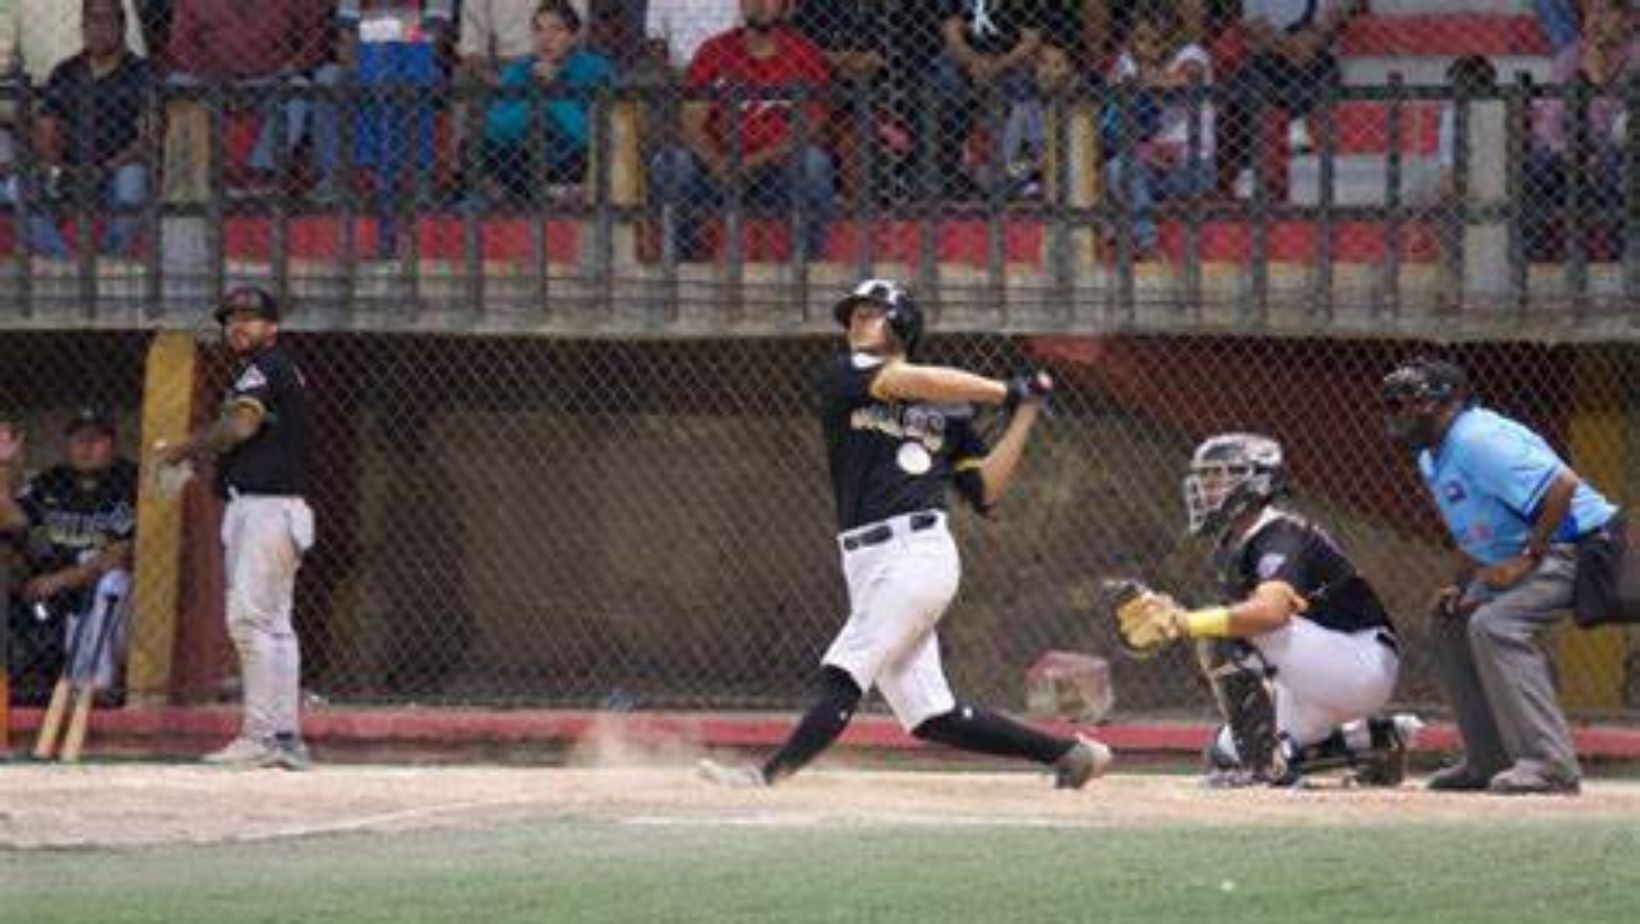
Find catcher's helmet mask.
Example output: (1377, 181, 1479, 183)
(834, 278, 923, 358)
(1184, 433, 1287, 540)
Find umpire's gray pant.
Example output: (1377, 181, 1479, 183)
(1431, 546, 1580, 783)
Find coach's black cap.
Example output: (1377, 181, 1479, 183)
(214, 286, 280, 324)
(65, 402, 116, 438)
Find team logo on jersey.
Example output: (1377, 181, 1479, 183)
(850, 403, 949, 454)
(234, 365, 268, 393)
(1256, 553, 1288, 580)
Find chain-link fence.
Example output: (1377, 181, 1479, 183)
(4, 330, 1639, 724)
(0, 2, 1635, 333)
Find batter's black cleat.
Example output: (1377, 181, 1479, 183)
(1052, 736, 1113, 789)
(696, 759, 769, 789)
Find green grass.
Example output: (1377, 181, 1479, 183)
(4, 820, 1638, 924)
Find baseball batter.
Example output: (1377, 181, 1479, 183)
(157, 286, 314, 770)
(700, 279, 1110, 788)
(1114, 434, 1418, 786)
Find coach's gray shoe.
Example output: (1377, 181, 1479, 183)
(274, 736, 313, 772)
(203, 736, 284, 768)
(697, 759, 768, 788)
(1053, 736, 1113, 790)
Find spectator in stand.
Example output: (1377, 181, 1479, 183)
(9, 0, 146, 86)
(460, 0, 587, 84)
(933, 0, 1043, 198)
(644, 0, 739, 74)
(476, 0, 615, 204)
(1216, 0, 1365, 198)
(647, 0, 832, 260)
(1102, 3, 1213, 257)
(168, 0, 342, 198)
(24, 0, 154, 258)
(337, 1, 454, 213)
(791, 0, 919, 203)
(2, 0, 147, 203)
(1523, 0, 1637, 260)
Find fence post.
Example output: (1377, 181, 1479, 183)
(128, 331, 199, 703)
(160, 83, 211, 318)
(1460, 77, 1509, 307)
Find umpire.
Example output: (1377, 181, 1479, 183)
(1383, 357, 1617, 795)
(157, 286, 315, 770)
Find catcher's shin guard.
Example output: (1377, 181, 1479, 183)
(1195, 640, 1282, 781)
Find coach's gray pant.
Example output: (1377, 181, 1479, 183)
(222, 495, 313, 742)
(1430, 546, 1580, 783)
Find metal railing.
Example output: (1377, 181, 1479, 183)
(1, 77, 1635, 338)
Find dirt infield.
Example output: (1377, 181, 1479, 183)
(6, 762, 1640, 850)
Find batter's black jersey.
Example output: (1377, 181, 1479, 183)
(816, 352, 988, 531)
(218, 344, 313, 498)
(1219, 509, 1394, 636)
(14, 459, 138, 574)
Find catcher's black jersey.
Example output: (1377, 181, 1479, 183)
(1219, 509, 1394, 636)
(15, 459, 138, 573)
(219, 343, 313, 498)
(816, 352, 987, 531)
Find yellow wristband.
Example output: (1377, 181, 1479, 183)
(1182, 606, 1233, 638)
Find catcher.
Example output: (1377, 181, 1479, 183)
(1112, 433, 1419, 786)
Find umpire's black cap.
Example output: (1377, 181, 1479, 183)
(214, 285, 280, 325)
(1381, 356, 1471, 406)
(64, 402, 116, 438)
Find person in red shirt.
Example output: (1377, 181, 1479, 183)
(647, 0, 833, 260)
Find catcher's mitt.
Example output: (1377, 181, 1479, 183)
(1104, 579, 1186, 659)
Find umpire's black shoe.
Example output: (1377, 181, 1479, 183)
(1426, 762, 1492, 792)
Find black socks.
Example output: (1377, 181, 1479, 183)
(912, 704, 1073, 765)
(761, 666, 863, 784)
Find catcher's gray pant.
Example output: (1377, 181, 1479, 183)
(1211, 617, 1400, 761)
(64, 568, 132, 689)
(822, 511, 960, 730)
(1431, 546, 1580, 782)
(222, 494, 313, 741)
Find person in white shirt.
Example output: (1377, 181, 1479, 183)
(645, 0, 739, 71)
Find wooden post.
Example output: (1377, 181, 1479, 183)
(127, 331, 199, 701)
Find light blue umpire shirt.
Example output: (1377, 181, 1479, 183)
(1418, 406, 1616, 566)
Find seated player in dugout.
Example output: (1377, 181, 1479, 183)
(0, 405, 138, 702)
(1114, 433, 1421, 787)
(698, 278, 1110, 789)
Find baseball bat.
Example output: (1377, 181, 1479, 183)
(60, 594, 123, 764)
(33, 598, 95, 760)
(33, 676, 71, 760)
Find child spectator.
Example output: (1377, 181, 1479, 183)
(476, 0, 615, 204)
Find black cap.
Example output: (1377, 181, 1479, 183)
(65, 403, 116, 438)
(214, 286, 280, 324)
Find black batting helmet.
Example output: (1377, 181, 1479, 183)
(833, 278, 923, 356)
(214, 285, 280, 325)
(1381, 357, 1470, 407)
